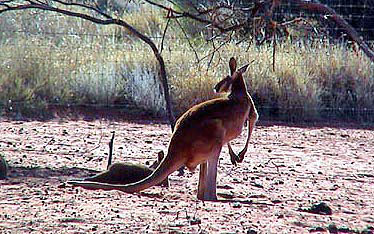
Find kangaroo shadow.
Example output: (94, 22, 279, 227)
(5, 165, 99, 180)
(213, 198, 275, 206)
(4, 166, 276, 206)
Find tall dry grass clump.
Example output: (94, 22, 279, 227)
(0, 3, 373, 121)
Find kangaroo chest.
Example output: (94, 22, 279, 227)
(224, 105, 250, 142)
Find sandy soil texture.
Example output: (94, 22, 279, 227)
(0, 118, 373, 233)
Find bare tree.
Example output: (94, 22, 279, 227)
(0, 0, 176, 130)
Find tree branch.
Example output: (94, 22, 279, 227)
(285, 0, 374, 62)
(144, 0, 241, 32)
(174, 18, 200, 62)
(143, 0, 374, 62)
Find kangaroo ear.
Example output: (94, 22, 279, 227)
(229, 57, 237, 75)
(157, 150, 164, 162)
(214, 75, 232, 93)
(238, 64, 249, 74)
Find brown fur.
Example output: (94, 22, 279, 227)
(68, 57, 258, 201)
(80, 151, 168, 187)
(68, 151, 168, 187)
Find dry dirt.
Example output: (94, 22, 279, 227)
(0, 117, 373, 233)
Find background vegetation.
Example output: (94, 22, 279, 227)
(0, 1, 373, 121)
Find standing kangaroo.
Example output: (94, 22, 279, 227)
(68, 57, 258, 201)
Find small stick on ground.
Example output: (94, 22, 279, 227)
(263, 158, 281, 174)
(107, 131, 115, 170)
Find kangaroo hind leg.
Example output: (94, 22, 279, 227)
(197, 147, 221, 201)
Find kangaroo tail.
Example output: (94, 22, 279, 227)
(67, 154, 184, 193)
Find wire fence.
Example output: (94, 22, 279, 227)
(275, 0, 374, 41)
(0, 1, 374, 124)
(2, 102, 374, 124)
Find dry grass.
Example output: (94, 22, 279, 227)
(0, 4, 373, 120)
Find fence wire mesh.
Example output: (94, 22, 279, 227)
(274, 0, 374, 41)
(0, 1, 373, 123)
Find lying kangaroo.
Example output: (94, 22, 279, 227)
(76, 151, 168, 187)
(68, 57, 258, 201)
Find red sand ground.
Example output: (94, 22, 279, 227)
(0, 118, 373, 233)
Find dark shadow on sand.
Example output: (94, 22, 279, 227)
(5, 165, 99, 180)
(1, 105, 373, 130)
(212, 198, 276, 206)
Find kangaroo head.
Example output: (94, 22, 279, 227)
(214, 57, 250, 93)
(149, 150, 164, 169)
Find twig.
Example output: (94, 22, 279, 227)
(107, 131, 115, 169)
(171, 208, 190, 222)
(175, 18, 200, 62)
(144, 0, 250, 34)
(159, 16, 171, 54)
(52, 0, 112, 19)
(43, 137, 55, 151)
(144, 0, 225, 31)
(263, 158, 280, 174)
(199, 37, 231, 64)
(206, 40, 216, 71)
(272, 28, 276, 72)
